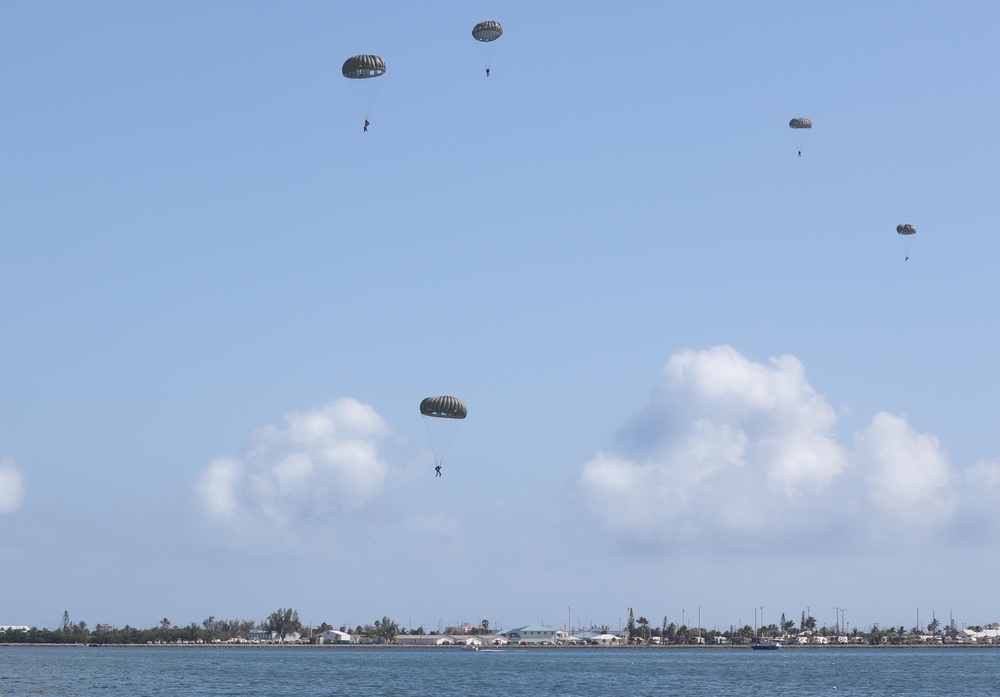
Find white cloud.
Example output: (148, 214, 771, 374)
(573, 345, 994, 554)
(575, 346, 848, 551)
(0, 458, 25, 514)
(854, 411, 956, 527)
(195, 399, 391, 528)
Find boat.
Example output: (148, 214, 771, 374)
(751, 639, 782, 650)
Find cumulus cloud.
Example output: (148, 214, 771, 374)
(854, 412, 956, 527)
(0, 458, 25, 514)
(573, 345, 994, 554)
(195, 399, 391, 528)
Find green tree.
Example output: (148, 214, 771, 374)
(375, 616, 399, 644)
(481, 619, 490, 634)
(627, 608, 635, 643)
(637, 616, 650, 642)
(265, 608, 302, 641)
(362, 616, 399, 644)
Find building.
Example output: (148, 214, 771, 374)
(502, 625, 558, 644)
(317, 629, 352, 644)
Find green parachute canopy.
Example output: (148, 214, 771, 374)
(420, 396, 467, 420)
(896, 224, 917, 235)
(342, 54, 386, 79)
(789, 118, 812, 129)
(472, 21, 503, 42)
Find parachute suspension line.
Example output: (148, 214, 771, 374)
(477, 43, 494, 72)
(365, 79, 383, 120)
(422, 415, 459, 467)
(348, 79, 383, 120)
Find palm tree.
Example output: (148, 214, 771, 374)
(637, 617, 650, 642)
(373, 616, 399, 644)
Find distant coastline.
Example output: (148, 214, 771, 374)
(3, 642, 999, 650)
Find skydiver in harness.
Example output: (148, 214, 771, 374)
(435, 464, 442, 477)
(364, 119, 370, 132)
(486, 67, 490, 77)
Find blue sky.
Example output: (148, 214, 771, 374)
(3, 1, 1000, 635)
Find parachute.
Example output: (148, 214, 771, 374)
(342, 55, 386, 122)
(342, 55, 386, 79)
(420, 396, 467, 469)
(788, 118, 812, 156)
(896, 224, 917, 260)
(420, 396, 467, 419)
(472, 21, 503, 74)
(472, 21, 503, 42)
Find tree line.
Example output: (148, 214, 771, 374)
(624, 607, 990, 645)
(0, 610, 431, 645)
(3, 608, 991, 646)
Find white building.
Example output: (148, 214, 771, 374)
(317, 629, 352, 644)
(502, 625, 558, 644)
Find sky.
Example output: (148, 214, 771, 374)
(2, 1, 1000, 636)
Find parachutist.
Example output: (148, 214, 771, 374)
(435, 465, 442, 477)
(798, 150, 801, 157)
(905, 256, 908, 261)
(486, 67, 490, 77)
(364, 119, 370, 132)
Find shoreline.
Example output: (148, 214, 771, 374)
(2, 642, 997, 650)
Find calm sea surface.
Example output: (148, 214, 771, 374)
(2, 646, 999, 696)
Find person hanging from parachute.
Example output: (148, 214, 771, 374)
(789, 117, 812, 157)
(472, 21, 503, 77)
(420, 395, 467, 478)
(342, 54, 386, 132)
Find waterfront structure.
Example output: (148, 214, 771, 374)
(502, 625, 558, 644)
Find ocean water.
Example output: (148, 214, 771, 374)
(1, 646, 999, 696)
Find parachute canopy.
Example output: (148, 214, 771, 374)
(789, 118, 812, 129)
(896, 224, 917, 235)
(342, 55, 386, 79)
(420, 396, 467, 420)
(472, 21, 503, 42)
